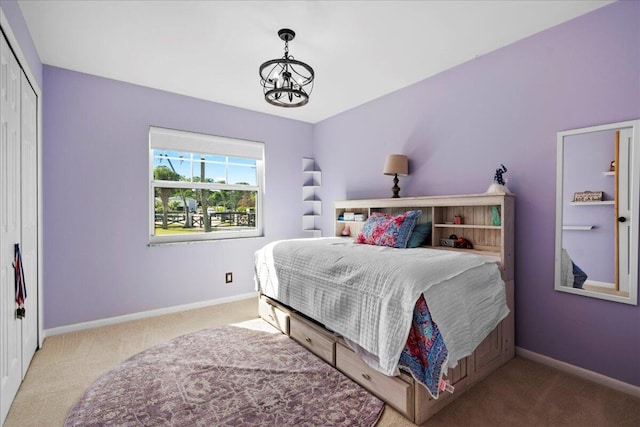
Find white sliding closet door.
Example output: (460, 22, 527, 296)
(20, 73, 38, 376)
(0, 32, 23, 422)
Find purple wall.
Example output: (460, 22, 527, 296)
(314, 1, 640, 386)
(563, 131, 616, 283)
(43, 66, 313, 328)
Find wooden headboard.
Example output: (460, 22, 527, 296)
(333, 193, 514, 282)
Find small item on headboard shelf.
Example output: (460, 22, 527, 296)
(441, 235, 474, 249)
(492, 206, 502, 226)
(343, 212, 355, 221)
(453, 237, 473, 249)
(439, 238, 456, 248)
(341, 224, 351, 236)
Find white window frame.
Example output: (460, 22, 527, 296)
(149, 126, 264, 244)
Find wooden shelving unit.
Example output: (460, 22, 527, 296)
(334, 193, 514, 279)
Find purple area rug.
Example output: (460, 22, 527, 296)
(65, 320, 384, 426)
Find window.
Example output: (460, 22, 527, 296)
(149, 126, 264, 244)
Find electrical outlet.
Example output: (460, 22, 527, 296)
(225, 272, 233, 283)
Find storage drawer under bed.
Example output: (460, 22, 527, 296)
(336, 342, 414, 420)
(290, 314, 336, 364)
(258, 295, 290, 335)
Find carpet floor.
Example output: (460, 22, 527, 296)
(5, 296, 640, 426)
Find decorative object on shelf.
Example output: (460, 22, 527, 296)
(453, 237, 474, 249)
(341, 225, 351, 236)
(439, 238, 456, 247)
(573, 191, 604, 202)
(383, 154, 409, 198)
(491, 206, 502, 226)
(486, 164, 512, 194)
(354, 214, 365, 221)
(440, 234, 473, 249)
(454, 215, 463, 225)
(259, 29, 315, 108)
(343, 212, 355, 221)
(610, 160, 616, 172)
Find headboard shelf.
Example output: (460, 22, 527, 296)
(334, 193, 514, 281)
(434, 223, 501, 230)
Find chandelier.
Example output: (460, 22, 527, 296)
(259, 29, 315, 108)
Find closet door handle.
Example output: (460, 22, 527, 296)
(618, 217, 627, 223)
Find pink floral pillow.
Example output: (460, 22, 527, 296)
(355, 210, 422, 248)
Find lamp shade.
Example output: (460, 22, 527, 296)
(383, 154, 408, 176)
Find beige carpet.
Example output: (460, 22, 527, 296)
(5, 296, 640, 427)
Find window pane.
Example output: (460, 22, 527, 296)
(206, 162, 227, 183)
(153, 187, 258, 236)
(152, 150, 192, 182)
(228, 163, 257, 185)
(153, 151, 257, 185)
(187, 155, 213, 183)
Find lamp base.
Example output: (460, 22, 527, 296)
(391, 174, 401, 198)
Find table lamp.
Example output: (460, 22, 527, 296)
(383, 154, 408, 198)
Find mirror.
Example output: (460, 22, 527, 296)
(555, 120, 639, 305)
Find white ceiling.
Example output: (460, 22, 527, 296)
(18, 0, 613, 124)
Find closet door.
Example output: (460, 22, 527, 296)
(0, 33, 23, 421)
(20, 74, 38, 376)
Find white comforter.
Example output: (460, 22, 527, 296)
(254, 237, 509, 376)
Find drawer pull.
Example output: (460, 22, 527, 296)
(361, 373, 371, 381)
(305, 337, 312, 343)
(268, 314, 275, 320)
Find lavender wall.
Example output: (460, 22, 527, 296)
(314, 1, 640, 386)
(43, 66, 313, 328)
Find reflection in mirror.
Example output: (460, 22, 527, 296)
(555, 120, 639, 305)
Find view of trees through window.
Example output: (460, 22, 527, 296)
(152, 150, 258, 237)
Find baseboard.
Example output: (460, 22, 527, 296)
(43, 292, 258, 338)
(516, 347, 640, 398)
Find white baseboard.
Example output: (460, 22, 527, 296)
(43, 292, 258, 338)
(516, 347, 640, 398)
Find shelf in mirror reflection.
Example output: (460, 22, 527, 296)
(562, 225, 594, 230)
(570, 200, 614, 205)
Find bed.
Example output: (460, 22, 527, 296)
(255, 194, 515, 424)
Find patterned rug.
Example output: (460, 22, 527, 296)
(64, 319, 384, 426)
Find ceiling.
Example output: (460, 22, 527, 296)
(18, 0, 613, 124)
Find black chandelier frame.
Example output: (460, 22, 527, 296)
(259, 29, 315, 108)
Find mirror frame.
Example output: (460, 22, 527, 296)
(555, 119, 640, 305)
